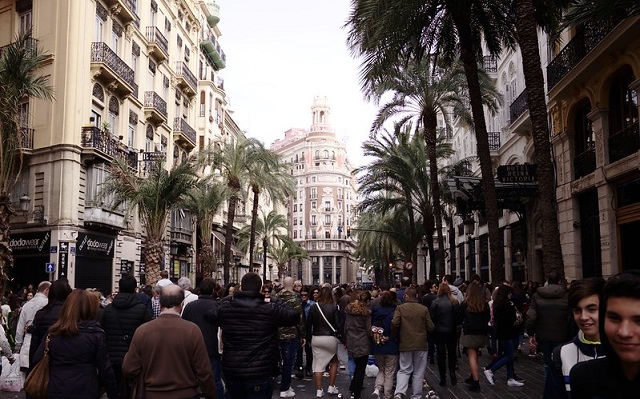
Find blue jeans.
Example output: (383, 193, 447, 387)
(539, 341, 562, 397)
(280, 338, 300, 391)
(348, 356, 356, 379)
(490, 338, 515, 378)
(210, 356, 228, 399)
(225, 378, 273, 399)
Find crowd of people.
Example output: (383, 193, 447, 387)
(0, 268, 638, 399)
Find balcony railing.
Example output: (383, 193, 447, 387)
(509, 90, 528, 122)
(206, 0, 220, 27)
(574, 145, 596, 179)
(81, 126, 138, 169)
(0, 37, 38, 59)
(145, 26, 169, 62)
(144, 91, 167, 123)
(175, 61, 197, 95)
(488, 131, 501, 151)
(19, 127, 34, 149)
(173, 117, 197, 147)
(609, 123, 640, 163)
(103, 0, 139, 24)
(483, 55, 497, 73)
(91, 42, 135, 94)
(547, 17, 623, 91)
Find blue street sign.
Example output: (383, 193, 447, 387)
(45, 263, 55, 273)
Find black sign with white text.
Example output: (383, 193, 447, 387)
(9, 231, 51, 255)
(497, 164, 537, 184)
(76, 233, 115, 259)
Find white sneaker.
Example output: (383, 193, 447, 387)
(280, 387, 296, 397)
(484, 369, 495, 385)
(507, 378, 524, 387)
(317, 389, 325, 398)
(370, 389, 380, 399)
(327, 385, 340, 395)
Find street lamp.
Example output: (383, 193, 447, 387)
(262, 237, 268, 283)
(421, 235, 428, 282)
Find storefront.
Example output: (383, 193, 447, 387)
(9, 230, 51, 288)
(74, 231, 115, 295)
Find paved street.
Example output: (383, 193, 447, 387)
(0, 344, 545, 399)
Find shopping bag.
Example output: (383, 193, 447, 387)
(0, 358, 23, 392)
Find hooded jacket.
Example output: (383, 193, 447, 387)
(551, 331, 605, 397)
(101, 292, 151, 366)
(275, 289, 306, 340)
(344, 301, 372, 358)
(525, 284, 570, 343)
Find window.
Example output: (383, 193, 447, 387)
(324, 201, 331, 211)
(315, 150, 320, 159)
(19, 11, 32, 34)
(311, 201, 316, 209)
(312, 176, 316, 182)
(293, 217, 297, 226)
(338, 188, 342, 198)
(107, 97, 119, 136)
(311, 188, 317, 199)
(294, 231, 298, 239)
(145, 125, 154, 152)
(337, 201, 342, 209)
(325, 241, 331, 249)
(312, 231, 317, 239)
(95, 16, 104, 42)
(18, 102, 29, 129)
(311, 215, 317, 225)
(199, 92, 206, 116)
(324, 215, 331, 225)
(294, 204, 298, 212)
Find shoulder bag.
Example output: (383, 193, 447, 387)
(24, 334, 50, 399)
(316, 303, 344, 343)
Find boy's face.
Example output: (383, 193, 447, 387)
(572, 294, 600, 341)
(604, 297, 640, 365)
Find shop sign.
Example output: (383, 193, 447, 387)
(76, 232, 115, 258)
(9, 231, 51, 255)
(497, 164, 537, 184)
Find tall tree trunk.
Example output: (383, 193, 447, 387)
(223, 194, 238, 284)
(514, 0, 565, 278)
(249, 186, 260, 269)
(424, 113, 446, 279)
(450, 7, 505, 282)
(199, 243, 214, 278)
(0, 194, 14, 298)
(405, 193, 417, 284)
(144, 240, 164, 286)
(424, 219, 437, 279)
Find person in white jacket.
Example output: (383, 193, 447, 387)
(14, 281, 49, 374)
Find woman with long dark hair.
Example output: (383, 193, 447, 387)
(32, 289, 120, 399)
(307, 286, 341, 397)
(430, 283, 461, 386)
(483, 285, 524, 387)
(344, 290, 371, 399)
(461, 282, 490, 392)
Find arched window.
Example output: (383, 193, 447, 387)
(92, 83, 104, 102)
(608, 65, 639, 162)
(315, 150, 320, 159)
(323, 150, 329, 159)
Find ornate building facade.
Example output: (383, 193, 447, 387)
(271, 97, 360, 284)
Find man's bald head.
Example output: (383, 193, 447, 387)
(160, 284, 184, 310)
(283, 277, 294, 290)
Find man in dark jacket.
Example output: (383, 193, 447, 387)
(274, 277, 306, 398)
(102, 275, 151, 396)
(206, 272, 300, 399)
(526, 271, 570, 398)
(181, 277, 225, 399)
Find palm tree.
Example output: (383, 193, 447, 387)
(562, 0, 639, 25)
(207, 137, 261, 284)
(0, 32, 54, 294)
(245, 143, 294, 278)
(101, 156, 199, 285)
(368, 58, 501, 278)
(182, 178, 227, 279)
(236, 209, 289, 275)
(346, 0, 516, 282)
(269, 236, 309, 281)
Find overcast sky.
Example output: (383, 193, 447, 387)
(217, 0, 378, 168)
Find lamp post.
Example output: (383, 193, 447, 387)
(514, 249, 524, 282)
(421, 236, 428, 283)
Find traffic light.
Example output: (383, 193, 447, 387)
(346, 226, 351, 237)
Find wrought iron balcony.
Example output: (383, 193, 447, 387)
(144, 91, 167, 124)
(574, 145, 596, 179)
(0, 37, 38, 59)
(102, 0, 139, 24)
(145, 26, 169, 62)
(488, 131, 501, 151)
(483, 55, 497, 73)
(19, 127, 34, 150)
(547, 17, 623, 91)
(509, 90, 528, 123)
(609, 123, 640, 163)
(173, 117, 197, 149)
(174, 61, 197, 97)
(81, 126, 138, 170)
(90, 42, 135, 96)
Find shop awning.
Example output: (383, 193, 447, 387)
(212, 231, 245, 256)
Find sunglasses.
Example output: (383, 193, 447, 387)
(262, 290, 271, 294)
(313, 291, 319, 294)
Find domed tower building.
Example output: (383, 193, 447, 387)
(271, 97, 360, 284)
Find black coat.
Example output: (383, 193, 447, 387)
(101, 293, 151, 366)
(32, 321, 120, 399)
(28, 301, 64, 368)
(205, 291, 299, 381)
(493, 302, 517, 340)
(181, 295, 220, 359)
